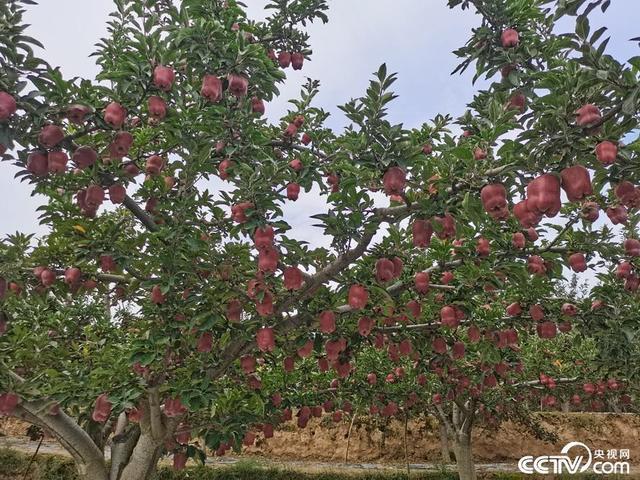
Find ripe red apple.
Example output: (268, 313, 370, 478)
(529, 304, 544, 321)
(286, 182, 300, 201)
(0, 92, 17, 120)
(289, 158, 303, 171)
(473, 147, 487, 160)
(254, 225, 274, 251)
(527, 173, 561, 217)
(575, 104, 601, 127)
(64, 267, 82, 285)
(40, 268, 56, 287)
(197, 332, 213, 352)
(412, 219, 433, 248)
(614, 181, 640, 208)
(406, 299, 421, 318)
(507, 91, 526, 113)
(561, 165, 592, 202)
(318, 310, 336, 333)
(107, 184, 126, 205)
(256, 327, 275, 352)
(506, 302, 522, 316)
(284, 122, 298, 137)
(433, 213, 456, 240)
(581, 201, 599, 222)
(153, 65, 175, 91)
(512, 232, 526, 249)
(348, 284, 368, 310)
(26, 152, 48, 176)
(327, 172, 339, 192)
(67, 104, 91, 124)
(231, 202, 254, 223)
(595, 140, 617, 165)
(606, 205, 628, 225)
(201, 75, 223, 103)
(476, 237, 490, 257)
(536, 321, 557, 339)
(513, 199, 542, 228)
(38, 125, 64, 148)
(104, 102, 126, 128)
(382, 166, 406, 196)
(561, 303, 577, 317)
(501, 28, 519, 48)
(251, 97, 265, 115)
(616, 261, 632, 279)
(47, 151, 68, 174)
(278, 51, 291, 68)
(227, 73, 248, 97)
(217, 159, 233, 180)
(108, 131, 134, 158)
(148, 96, 167, 120)
(283, 356, 295, 373)
(527, 255, 546, 275)
(145, 155, 164, 175)
(440, 305, 458, 328)
(414, 271, 430, 294)
(568, 252, 587, 272)
(72, 146, 98, 169)
(291, 52, 304, 70)
(91, 393, 112, 423)
(358, 316, 374, 337)
(480, 183, 509, 220)
(283, 266, 303, 290)
(151, 285, 165, 304)
(624, 238, 640, 256)
(375, 258, 395, 283)
(258, 247, 279, 273)
(297, 339, 313, 358)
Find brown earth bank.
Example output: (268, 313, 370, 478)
(2, 412, 639, 465)
(244, 412, 640, 464)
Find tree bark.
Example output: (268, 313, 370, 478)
(453, 432, 476, 480)
(118, 433, 163, 480)
(16, 402, 109, 480)
(438, 420, 452, 463)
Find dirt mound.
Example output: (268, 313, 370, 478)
(2, 413, 639, 464)
(244, 413, 640, 463)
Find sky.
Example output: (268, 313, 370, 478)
(1, 0, 638, 244)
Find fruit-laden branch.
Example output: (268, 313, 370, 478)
(122, 195, 159, 232)
(270, 140, 329, 160)
(511, 377, 579, 388)
(274, 218, 385, 315)
(210, 212, 398, 380)
(15, 401, 106, 479)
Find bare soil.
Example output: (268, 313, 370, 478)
(2, 413, 639, 474)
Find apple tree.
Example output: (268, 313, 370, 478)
(1, 1, 640, 480)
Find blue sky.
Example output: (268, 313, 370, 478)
(1, 0, 638, 239)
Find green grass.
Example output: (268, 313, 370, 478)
(0, 449, 634, 480)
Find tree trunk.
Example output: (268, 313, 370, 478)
(438, 420, 452, 463)
(453, 433, 476, 480)
(118, 433, 163, 480)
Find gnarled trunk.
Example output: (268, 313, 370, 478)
(453, 432, 476, 480)
(435, 399, 477, 480)
(118, 433, 164, 480)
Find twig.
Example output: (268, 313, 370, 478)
(22, 435, 44, 480)
(344, 407, 358, 463)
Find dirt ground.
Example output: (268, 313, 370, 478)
(238, 412, 640, 463)
(2, 412, 639, 466)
